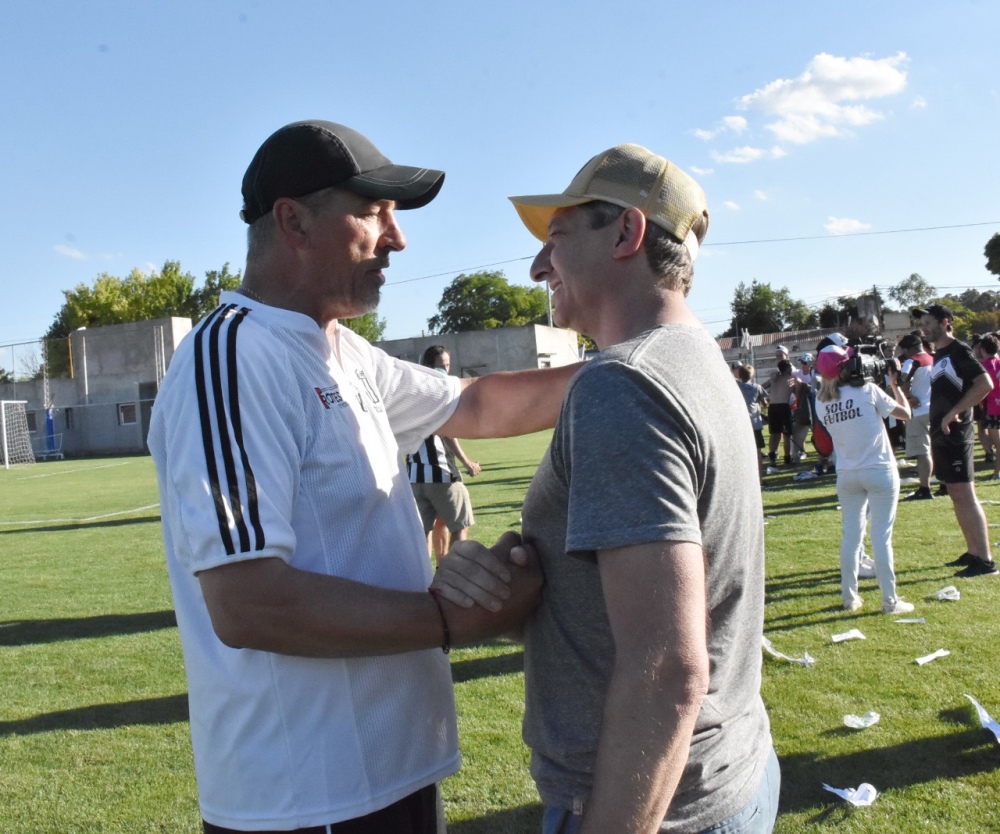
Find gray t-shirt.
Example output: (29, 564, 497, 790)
(521, 325, 772, 832)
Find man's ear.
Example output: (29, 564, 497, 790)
(272, 198, 311, 250)
(611, 207, 646, 260)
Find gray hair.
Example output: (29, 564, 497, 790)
(246, 187, 342, 266)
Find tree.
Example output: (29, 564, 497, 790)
(342, 312, 387, 342)
(722, 280, 816, 337)
(44, 260, 242, 341)
(985, 233, 1000, 279)
(888, 273, 936, 311)
(428, 271, 548, 334)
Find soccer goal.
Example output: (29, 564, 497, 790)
(1, 400, 36, 469)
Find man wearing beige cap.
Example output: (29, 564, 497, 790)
(510, 145, 778, 834)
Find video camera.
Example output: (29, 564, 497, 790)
(845, 336, 899, 386)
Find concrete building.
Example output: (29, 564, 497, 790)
(376, 324, 581, 376)
(0, 317, 190, 457)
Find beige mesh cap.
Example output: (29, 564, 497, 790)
(509, 143, 709, 259)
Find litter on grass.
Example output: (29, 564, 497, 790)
(895, 618, 926, 624)
(823, 783, 879, 806)
(832, 628, 866, 643)
(963, 694, 1000, 744)
(792, 471, 817, 481)
(915, 649, 950, 665)
(933, 585, 961, 601)
(844, 711, 880, 729)
(762, 636, 816, 667)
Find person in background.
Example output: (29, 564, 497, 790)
(814, 345, 914, 614)
(977, 333, 1000, 480)
(409, 345, 482, 558)
(764, 357, 795, 466)
(737, 364, 769, 484)
(972, 336, 997, 463)
(916, 304, 997, 577)
(897, 333, 934, 500)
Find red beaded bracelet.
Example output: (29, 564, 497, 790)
(427, 588, 451, 654)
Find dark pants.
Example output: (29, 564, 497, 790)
(203, 784, 439, 834)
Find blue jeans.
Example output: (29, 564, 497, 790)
(542, 747, 779, 834)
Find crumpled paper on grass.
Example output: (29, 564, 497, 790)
(844, 711, 880, 729)
(832, 628, 866, 643)
(963, 694, 1000, 744)
(915, 648, 950, 665)
(933, 586, 960, 601)
(762, 636, 816, 667)
(822, 783, 878, 806)
(895, 618, 925, 624)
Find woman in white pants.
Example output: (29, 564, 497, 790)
(815, 345, 914, 613)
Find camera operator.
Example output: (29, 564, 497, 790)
(815, 345, 914, 614)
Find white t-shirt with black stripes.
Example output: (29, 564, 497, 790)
(150, 292, 462, 829)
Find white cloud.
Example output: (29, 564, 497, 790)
(693, 115, 748, 141)
(824, 216, 872, 235)
(690, 165, 714, 176)
(724, 201, 741, 211)
(55, 244, 86, 260)
(711, 146, 768, 164)
(754, 190, 768, 201)
(739, 52, 908, 146)
(723, 115, 748, 133)
(911, 95, 927, 109)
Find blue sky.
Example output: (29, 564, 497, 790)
(2, 1, 998, 350)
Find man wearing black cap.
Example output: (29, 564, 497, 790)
(149, 120, 578, 833)
(915, 304, 997, 576)
(897, 333, 934, 500)
(510, 145, 777, 834)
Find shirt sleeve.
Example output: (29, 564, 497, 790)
(159, 324, 301, 575)
(351, 334, 462, 455)
(869, 383, 898, 419)
(557, 361, 703, 557)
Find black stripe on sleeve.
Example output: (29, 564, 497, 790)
(208, 309, 251, 553)
(194, 305, 236, 555)
(224, 308, 266, 551)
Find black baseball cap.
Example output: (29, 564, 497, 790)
(240, 120, 445, 224)
(911, 303, 954, 322)
(897, 333, 922, 349)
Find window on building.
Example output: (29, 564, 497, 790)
(64, 408, 75, 430)
(118, 403, 137, 425)
(26, 412, 37, 433)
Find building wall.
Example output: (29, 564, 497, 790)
(377, 325, 580, 376)
(0, 317, 191, 457)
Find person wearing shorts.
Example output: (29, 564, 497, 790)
(408, 345, 481, 556)
(916, 304, 997, 576)
(898, 334, 934, 500)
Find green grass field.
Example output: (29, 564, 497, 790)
(2, 439, 1000, 832)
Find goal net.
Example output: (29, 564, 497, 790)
(1, 400, 36, 468)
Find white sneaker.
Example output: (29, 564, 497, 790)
(882, 598, 914, 614)
(858, 556, 877, 579)
(844, 598, 864, 612)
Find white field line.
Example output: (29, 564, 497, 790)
(0, 503, 160, 526)
(15, 461, 138, 479)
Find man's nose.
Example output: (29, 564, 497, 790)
(380, 210, 407, 252)
(529, 244, 552, 283)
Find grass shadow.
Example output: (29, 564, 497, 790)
(451, 651, 524, 683)
(0, 610, 177, 646)
(779, 723, 1000, 813)
(0, 694, 188, 736)
(0, 514, 161, 535)
(449, 804, 542, 833)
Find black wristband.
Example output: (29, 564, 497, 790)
(427, 588, 451, 654)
